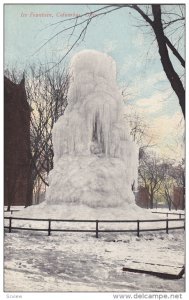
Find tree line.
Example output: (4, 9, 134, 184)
(5, 64, 185, 211)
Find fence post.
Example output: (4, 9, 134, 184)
(166, 219, 169, 234)
(9, 217, 12, 233)
(179, 214, 181, 219)
(137, 220, 140, 237)
(48, 220, 51, 236)
(96, 220, 99, 238)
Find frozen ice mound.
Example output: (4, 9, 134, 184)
(43, 49, 140, 214)
(16, 200, 151, 220)
(46, 155, 136, 207)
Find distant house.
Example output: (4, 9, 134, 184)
(172, 186, 185, 210)
(135, 186, 149, 208)
(4, 76, 31, 209)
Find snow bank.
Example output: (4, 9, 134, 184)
(15, 201, 155, 221)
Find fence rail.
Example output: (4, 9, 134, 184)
(152, 211, 185, 219)
(4, 216, 185, 238)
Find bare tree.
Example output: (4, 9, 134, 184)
(159, 159, 185, 210)
(4, 67, 24, 84)
(38, 4, 185, 117)
(171, 159, 185, 210)
(26, 64, 69, 204)
(124, 108, 157, 159)
(158, 162, 175, 210)
(138, 152, 166, 209)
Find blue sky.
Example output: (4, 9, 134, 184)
(4, 4, 185, 160)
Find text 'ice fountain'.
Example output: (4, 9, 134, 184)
(46, 50, 139, 210)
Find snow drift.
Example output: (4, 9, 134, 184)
(46, 50, 138, 209)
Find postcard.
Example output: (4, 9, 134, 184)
(3, 2, 185, 297)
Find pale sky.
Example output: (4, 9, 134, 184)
(4, 3, 185, 161)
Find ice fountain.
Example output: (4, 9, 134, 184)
(45, 50, 139, 214)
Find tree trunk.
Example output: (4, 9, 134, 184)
(25, 166, 34, 207)
(152, 5, 185, 118)
(150, 194, 154, 209)
(25, 182, 33, 207)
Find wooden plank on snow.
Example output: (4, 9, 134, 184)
(122, 261, 184, 279)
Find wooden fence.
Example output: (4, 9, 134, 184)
(152, 211, 185, 219)
(4, 209, 20, 215)
(4, 216, 185, 238)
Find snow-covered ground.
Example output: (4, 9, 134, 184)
(4, 206, 185, 292)
(4, 229, 185, 292)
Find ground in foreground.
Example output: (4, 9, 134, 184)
(4, 230, 185, 292)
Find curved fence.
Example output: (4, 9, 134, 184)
(151, 211, 185, 219)
(4, 216, 185, 238)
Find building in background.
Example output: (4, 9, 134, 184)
(172, 186, 184, 210)
(4, 76, 31, 209)
(135, 186, 149, 209)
